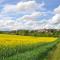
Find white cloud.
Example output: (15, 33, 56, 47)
(42, 5, 60, 29)
(21, 0, 35, 1)
(1, 1, 45, 13)
(50, 5, 60, 26)
(16, 1, 45, 11)
(17, 12, 43, 21)
(31, 12, 43, 17)
(2, 4, 16, 13)
(0, 1, 60, 30)
(16, 1, 37, 11)
(54, 5, 60, 14)
(0, 14, 46, 30)
(0, 20, 14, 30)
(51, 14, 60, 24)
(48, 5, 60, 25)
(39, 5, 60, 29)
(0, 0, 46, 30)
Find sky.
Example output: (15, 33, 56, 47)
(0, 0, 60, 31)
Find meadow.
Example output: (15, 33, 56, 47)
(0, 34, 59, 60)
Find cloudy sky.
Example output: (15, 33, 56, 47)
(0, 0, 60, 31)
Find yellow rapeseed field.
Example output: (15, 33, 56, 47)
(0, 34, 57, 47)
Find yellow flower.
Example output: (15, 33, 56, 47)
(0, 34, 57, 47)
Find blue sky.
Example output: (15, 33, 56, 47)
(0, 0, 60, 30)
(0, 0, 60, 10)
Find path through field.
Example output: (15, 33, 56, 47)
(51, 43, 60, 60)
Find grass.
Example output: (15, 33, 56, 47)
(47, 38, 60, 60)
(0, 34, 58, 60)
(4, 42, 58, 60)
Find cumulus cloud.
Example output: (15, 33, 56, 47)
(54, 5, 60, 14)
(0, 20, 14, 30)
(51, 14, 60, 24)
(17, 12, 43, 21)
(0, 13, 46, 30)
(0, 0, 60, 30)
(43, 5, 60, 29)
(2, 1, 45, 13)
(21, 0, 35, 1)
(49, 5, 60, 24)
(16, 1, 45, 11)
(0, 0, 45, 30)
(2, 4, 16, 13)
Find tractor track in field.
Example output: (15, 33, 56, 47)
(48, 42, 60, 60)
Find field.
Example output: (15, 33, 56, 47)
(0, 34, 59, 60)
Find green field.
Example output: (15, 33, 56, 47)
(0, 34, 59, 60)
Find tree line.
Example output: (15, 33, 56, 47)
(0, 29, 60, 37)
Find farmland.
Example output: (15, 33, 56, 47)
(0, 34, 57, 46)
(0, 34, 59, 60)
